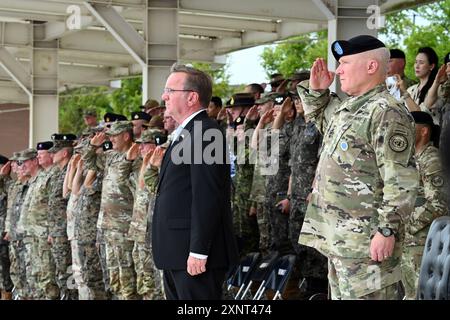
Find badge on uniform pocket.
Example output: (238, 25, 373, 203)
(340, 141, 348, 151)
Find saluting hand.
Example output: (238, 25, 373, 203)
(149, 147, 165, 168)
(260, 109, 275, 125)
(216, 107, 227, 121)
(245, 105, 259, 121)
(0, 161, 11, 176)
(91, 132, 106, 147)
(280, 97, 293, 116)
(310, 58, 335, 90)
(126, 143, 139, 161)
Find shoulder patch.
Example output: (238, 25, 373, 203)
(388, 134, 408, 152)
(431, 175, 444, 188)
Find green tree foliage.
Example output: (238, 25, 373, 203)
(260, 31, 327, 78)
(59, 77, 142, 134)
(380, 0, 450, 80)
(192, 62, 236, 100)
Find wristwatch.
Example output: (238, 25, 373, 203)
(378, 227, 394, 237)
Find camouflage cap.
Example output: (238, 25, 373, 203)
(73, 138, 90, 154)
(106, 120, 133, 136)
(83, 108, 97, 117)
(144, 115, 164, 130)
(48, 140, 75, 153)
(255, 92, 282, 105)
(136, 128, 167, 144)
(9, 152, 21, 161)
(269, 73, 284, 85)
(81, 126, 101, 137)
(17, 148, 38, 161)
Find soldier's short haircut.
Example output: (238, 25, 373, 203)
(170, 63, 213, 109)
(246, 83, 265, 95)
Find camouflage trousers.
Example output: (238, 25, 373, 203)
(104, 231, 138, 300)
(31, 236, 59, 299)
(97, 229, 112, 298)
(8, 240, 27, 298)
(256, 202, 270, 255)
(132, 242, 164, 299)
(327, 255, 402, 300)
(266, 198, 291, 255)
(291, 200, 328, 280)
(71, 240, 107, 300)
(23, 237, 41, 299)
(50, 236, 77, 299)
(401, 245, 423, 300)
(0, 239, 13, 292)
(233, 204, 260, 257)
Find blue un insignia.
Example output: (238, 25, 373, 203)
(340, 141, 348, 151)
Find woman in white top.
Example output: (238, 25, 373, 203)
(397, 47, 439, 116)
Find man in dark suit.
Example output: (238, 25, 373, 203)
(152, 64, 239, 300)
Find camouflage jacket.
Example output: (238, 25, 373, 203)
(405, 143, 448, 246)
(4, 179, 23, 236)
(17, 173, 39, 236)
(289, 116, 321, 201)
(83, 145, 137, 233)
(5, 181, 28, 241)
(298, 84, 419, 258)
(266, 120, 294, 202)
(48, 165, 69, 237)
(129, 166, 159, 242)
(74, 172, 103, 243)
(25, 167, 58, 237)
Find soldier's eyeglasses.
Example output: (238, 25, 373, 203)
(163, 88, 196, 94)
(17, 161, 24, 166)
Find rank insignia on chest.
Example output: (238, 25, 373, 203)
(340, 141, 348, 151)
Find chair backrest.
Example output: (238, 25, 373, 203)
(263, 254, 296, 294)
(249, 251, 280, 283)
(417, 216, 450, 300)
(227, 252, 261, 288)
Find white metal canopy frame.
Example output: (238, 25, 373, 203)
(0, 0, 434, 146)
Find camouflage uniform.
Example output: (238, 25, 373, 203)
(230, 119, 259, 256)
(249, 121, 279, 255)
(130, 165, 164, 299)
(48, 164, 76, 299)
(83, 129, 139, 300)
(265, 120, 293, 255)
(18, 172, 42, 299)
(289, 115, 328, 288)
(401, 143, 448, 299)
(5, 179, 28, 298)
(298, 84, 419, 300)
(24, 167, 59, 299)
(0, 175, 13, 295)
(72, 171, 107, 300)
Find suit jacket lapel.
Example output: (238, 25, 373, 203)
(156, 110, 207, 191)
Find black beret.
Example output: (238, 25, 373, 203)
(36, 141, 54, 150)
(389, 49, 406, 59)
(445, 52, 450, 64)
(225, 93, 255, 108)
(131, 111, 151, 122)
(411, 111, 434, 126)
(103, 112, 127, 123)
(51, 133, 77, 141)
(411, 111, 441, 147)
(0, 155, 8, 165)
(331, 35, 385, 61)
